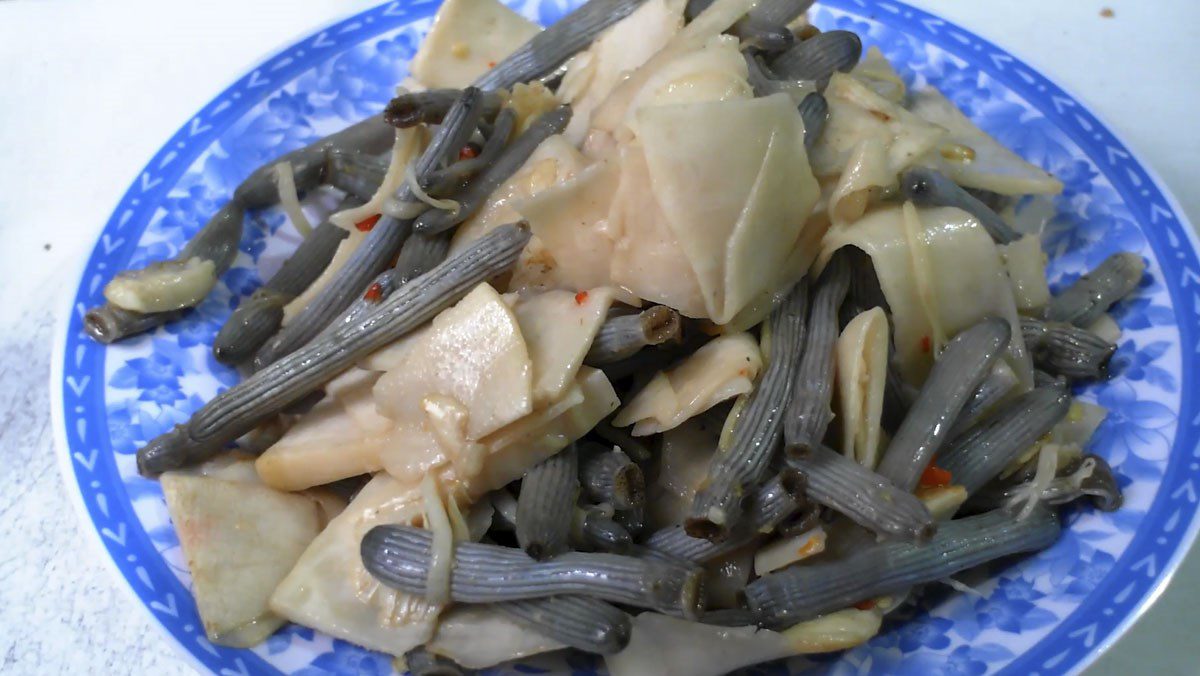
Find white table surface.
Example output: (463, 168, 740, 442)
(1, 0, 1197, 673)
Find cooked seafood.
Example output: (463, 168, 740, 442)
(103, 0, 1137, 670)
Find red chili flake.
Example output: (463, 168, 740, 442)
(458, 144, 479, 161)
(487, 60, 497, 68)
(919, 464, 953, 488)
(920, 335, 932, 353)
(854, 599, 877, 611)
(355, 214, 382, 232)
(574, 291, 589, 305)
(363, 282, 384, 303)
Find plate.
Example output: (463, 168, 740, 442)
(52, 0, 1200, 673)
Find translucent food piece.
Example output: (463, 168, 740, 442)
(410, 0, 541, 88)
(330, 127, 424, 230)
(821, 204, 1033, 390)
(617, 34, 753, 138)
(589, 0, 760, 134)
(471, 366, 619, 491)
(809, 73, 945, 180)
(385, 367, 619, 497)
(754, 526, 828, 575)
(646, 407, 726, 531)
(104, 257, 216, 313)
(606, 613, 794, 676)
(373, 283, 533, 440)
(161, 473, 322, 647)
(721, 208, 832, 333)
(916, 484, 968, 521)
(512, 287, 616, 405)
(264, 284, 545, 490)
(559, 0, 688, 143)
(608, 143, 707, 316)
(359, 322, 435, 372)
(613, 332, 762, 435)
(1001, 399, 1110, 480)
(1087, 314, 1122, 344)
(836, 307, 888, 469)
(282, 228, 368, 323)
(256, 379, 388, 491)
(451, 135, 589, 255)
(419, 474, 457, 606)
(326, 366, 393, 434)
(829, 136, 891, 224)
(513, 157, 623, 294)
(909, 86, 1063, 196)
(705, 549, 754, 609)
(269, 475, 441, 657)
(850, 46, 906, 104)
(608, 604, 881, 671)
(636, 93, 820, 322)
(777, 606, 884, 653)
(508, 82, 561, 133)
(999, 234, 1051, 312)
(427, 606, 566, 668)
(189, 455, 264, 485)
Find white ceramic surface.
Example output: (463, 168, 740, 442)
(1, 1, 1198, 674)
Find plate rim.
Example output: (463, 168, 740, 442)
(866, 4, 1200, 673)
(50, 0, 1200, 674)
(49, 2, 444, 674)
(1041, 99, 1200, 676)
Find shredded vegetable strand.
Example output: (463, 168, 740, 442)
(420, 475, 455, 606)
(273, 161, 314, 237)
(404, 161, 462, 213)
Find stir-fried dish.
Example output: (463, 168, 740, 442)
(86, 0, 1141, 672)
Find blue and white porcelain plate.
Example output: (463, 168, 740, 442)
(51, 0, 1200, 674)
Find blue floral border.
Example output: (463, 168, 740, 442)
(57, 2, 442, 674)
(56, 0, 1200, 674)
(858, 0, 1200, 672)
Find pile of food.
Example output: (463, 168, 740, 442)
(86, 0, 1141, 672)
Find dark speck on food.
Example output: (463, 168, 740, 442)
(43, 243, 51, 251)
